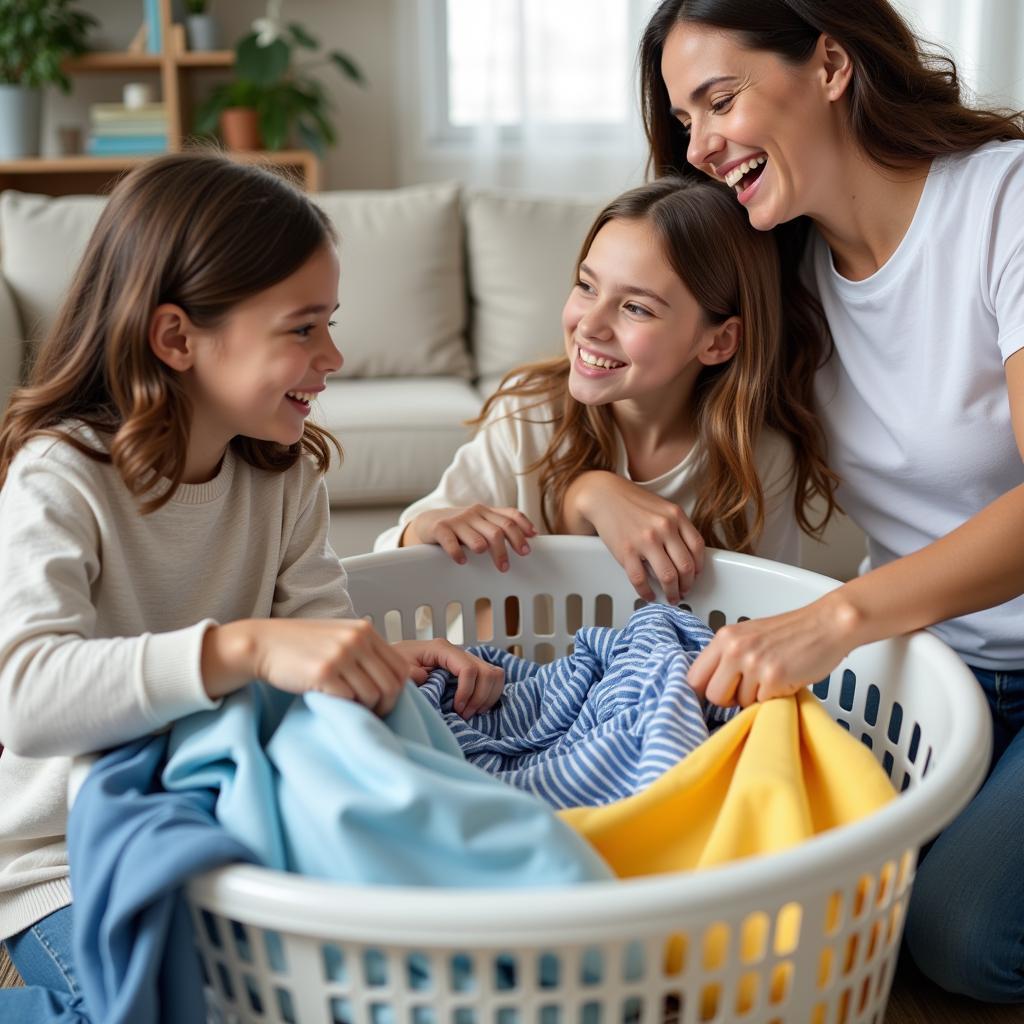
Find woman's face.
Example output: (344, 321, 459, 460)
(660, 21, 848, 230)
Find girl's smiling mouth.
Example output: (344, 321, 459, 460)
(576, 344, 627, 372)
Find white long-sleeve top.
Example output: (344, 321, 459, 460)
(374, 395, 800, 563)
(0, 425, 353, 939)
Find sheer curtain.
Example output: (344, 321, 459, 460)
(895, 0, 1024, 108)
(395, 2, 1024, 197)
(396, 0, 656, 196)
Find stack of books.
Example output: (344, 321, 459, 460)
(86, 103, 168, 157)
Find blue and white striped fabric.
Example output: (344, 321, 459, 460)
(419, 603, 738, 809)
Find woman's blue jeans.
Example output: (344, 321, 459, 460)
(1, 903, 86, 1022)
(904, 665, 1024, 1003)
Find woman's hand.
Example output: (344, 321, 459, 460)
(393, 638, 505, 718)
(202, 618, 411, 715)
(404, 505, 537, 571)
(562, 471, 704, 605)
(687, 592, 864, 707)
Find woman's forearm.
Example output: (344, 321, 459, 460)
(825, 481, 1024, 650)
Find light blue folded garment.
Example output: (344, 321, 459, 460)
(163, 681, 612, 886)
(66, 681, 611, 1024)
(418, 603, 737, 809)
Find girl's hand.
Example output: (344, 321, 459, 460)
(393, 638, 505, 718)
(203, 618, 410, 715)
(687, 593, 863, 707)
(563, 471, 704, 605)
(404, 505, 537, 571)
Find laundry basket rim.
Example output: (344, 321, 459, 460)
(183, 540, 991, 945)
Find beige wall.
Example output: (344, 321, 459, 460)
(44, 0, 398, 190)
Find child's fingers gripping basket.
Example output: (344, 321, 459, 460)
(188, 537, 991, 1024)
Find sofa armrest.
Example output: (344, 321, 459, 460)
(0, 275, 23, 410)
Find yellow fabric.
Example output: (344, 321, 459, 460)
(559, 691, 895, 1014)
(559, 689, 896, 876)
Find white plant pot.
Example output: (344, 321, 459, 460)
(0, 85, 42, 159)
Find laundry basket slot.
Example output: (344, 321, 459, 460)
(186, 538, 990, 1024)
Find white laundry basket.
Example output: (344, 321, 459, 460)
(187, 538, 991, 1024)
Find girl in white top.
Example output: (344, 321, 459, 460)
(638, 0, 1024, 1004)
(377, 177, 839, 606)
(0, 152, 502, 1013)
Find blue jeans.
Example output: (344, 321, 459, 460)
(904, 665, 1024, 1003)
(1, 904, 86, 1022)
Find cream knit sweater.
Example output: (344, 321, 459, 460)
(0, 426, 352, 939)
(375, 395, 800, 562)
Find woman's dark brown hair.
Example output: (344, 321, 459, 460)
(641, 0, 1024, 176)
(638, 0, 1024, 533)
(0, 151, 340, 510)
(477, 176, 831, 553)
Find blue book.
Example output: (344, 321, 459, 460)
(88, 135, 168, 156)
(144, 0, 161, 54)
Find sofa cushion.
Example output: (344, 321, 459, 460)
(0, 190, 105, 341)
(315, 182, 471, 379)
(466, 190, 606, 381)
(317, 377, 482, 506)
(0, 182, 471, 382)
(0, 276, 23, 409)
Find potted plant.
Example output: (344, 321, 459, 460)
(194, 1, 364, 155)
(0, 0, 96, 159)
(184, 0, 220, 52)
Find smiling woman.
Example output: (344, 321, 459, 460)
(638, 0, 1024, 1007)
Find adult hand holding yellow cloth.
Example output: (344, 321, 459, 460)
(559, 689, 896, 876)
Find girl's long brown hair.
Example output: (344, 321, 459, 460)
(476, 176, 829, 552)
(638, 0, 1024, 538)
(0, 151, 340, 511)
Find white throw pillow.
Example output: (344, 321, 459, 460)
(466, 189, 606, 382)
(0, 191, 106, 342)
(315, 182, 471, 379)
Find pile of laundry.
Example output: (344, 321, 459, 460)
(57, 602, 894, 1024)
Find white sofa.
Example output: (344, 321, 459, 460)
(0, 181, 866, 578)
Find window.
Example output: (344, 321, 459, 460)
(445, 0, 632, 129)
(397, 0, 656, 193)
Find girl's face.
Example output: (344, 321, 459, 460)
(562, 217, 720, 411)
(660, 22, 848, 231)
(186, 242, 342, 464)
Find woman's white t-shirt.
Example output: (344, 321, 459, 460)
(375, 394, 800, 564)
(811, 140, 1024, 669)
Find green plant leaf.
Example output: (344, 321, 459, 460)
(236, 31, 290, 86)
(296, 117, 325, 157)
(194, 80, 264, 134)
(0, 0, 96, 86)
(328, 50, 365, 86)
(259, 97, 289, 151)
(287, 22, 317, 50)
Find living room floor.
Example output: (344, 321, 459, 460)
(886, 952, 1023, 1023)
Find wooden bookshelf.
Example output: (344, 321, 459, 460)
(0, 151, 321, 195)
(3, 0, 319, 195)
